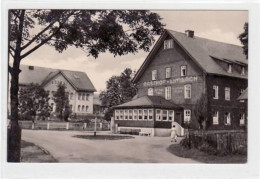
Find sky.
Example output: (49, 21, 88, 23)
(20, 10, 248, 93)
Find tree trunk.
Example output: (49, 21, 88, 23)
(8, 62, 22, 162)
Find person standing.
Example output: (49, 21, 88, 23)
(171, 125, 177, 142)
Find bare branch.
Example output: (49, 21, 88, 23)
(9, 50, 14, 58)
(8, 65, 13, 74)
(9, 45, 15, 52)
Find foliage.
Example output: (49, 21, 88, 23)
(193, 94, 208, 130)
(52, 83, 71, 121)
(180, 137, 190, 149)
(18, 83, 51, 121)
(238, 22, 248, 59)
(8, 9, 164, 161)
(99, 68, 137, 120)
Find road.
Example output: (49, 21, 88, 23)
(22, 130, 199, 163)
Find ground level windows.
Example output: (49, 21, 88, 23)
(133, 109, 138, 120)
(184, 109, 191, 123)
(143, 109, 148, 120)
(129, 110, 133, 120)
(148, 109, 153, 120)
(124, 110, 129, 120)
(156, 109, 162, 121)
(162, 110, 168, 121)
(168, 110, 174, 121)
(120, 110, 124, 120)
(138, 109, 143, 120)
(115, 110, 120, 120)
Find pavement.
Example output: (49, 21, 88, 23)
(21, 129, 199, 163)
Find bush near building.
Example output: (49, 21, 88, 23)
(180, 130, 247, 156)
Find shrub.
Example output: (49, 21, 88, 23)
(198, 142, 218, 155)
(180, 137, 190, 149)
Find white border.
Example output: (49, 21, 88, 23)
(1, 0, 260, 179)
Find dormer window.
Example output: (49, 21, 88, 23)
(227, 64, 232, 73)
(164, 39, 174, 49)
(241, 66, 245, 75)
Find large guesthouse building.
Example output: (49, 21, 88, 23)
(113, 29, 248, 136)
(17, 65, 96, 116)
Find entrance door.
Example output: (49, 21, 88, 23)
(175, 112, 182, 125)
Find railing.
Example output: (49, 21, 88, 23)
(19, 121, 110, 131)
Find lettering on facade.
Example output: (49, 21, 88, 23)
(143, 76, 198, 87)
(154, 88, 164, 95)
(172, 86, 184, 93)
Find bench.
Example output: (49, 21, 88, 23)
(139, 129, 152, 136)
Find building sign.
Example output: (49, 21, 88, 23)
(143, 76, 198, 87)
(154, 88, 164, 95)
(172, 86, 184, 93)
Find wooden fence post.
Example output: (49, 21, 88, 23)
(84, 123, 87, 130)
(66, 122, 69, 130)
(47, 122, 50, 130)
(100, 123, 102, 129)
(32, 122, 34, 130)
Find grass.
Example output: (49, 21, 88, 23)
(73, 134, 134, 140)
(21, 140, 57, 163)
(167, 144, 247, 164)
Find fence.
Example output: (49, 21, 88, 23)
(187, 130, 247, 154)
(19, 121, 110, 131)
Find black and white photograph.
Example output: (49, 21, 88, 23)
(1, 1, 260, 179)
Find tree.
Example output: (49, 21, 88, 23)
(53, 83, 71, 121)
(18, 83, 51, 121)
(193, 94, 208, 130)
(100, 68, 137, 120)
(238, 22, 248, 59)
(8, 10, 164, 161)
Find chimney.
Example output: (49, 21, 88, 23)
(185, 30, 194, 38)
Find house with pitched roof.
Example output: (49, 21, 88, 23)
(113, 29, 248, 136)
(17, 65, 96, 116)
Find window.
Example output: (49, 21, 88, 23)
(85, 106, 88, 111)
(165, 86, 172, 100)
(156, 109, 162, 121)
(120, 110, 124, 120)
(181, 66, 187, 76)
(143, 109, 148, 120)
(70, 93, 73, 100)
(124, 110, 129, 120)
(213, 111, 219, 125)
(129, 110, 133, 120)
(148, 88, 154, 96)
(227, 64, 232, 73)
(241, 66, 245, 75)
(138, 109, 143, 120)
(162, 110, 168, 121)
(78, 93, 81, 100)
(166, 67, 171, 78)
(70, 105, 73, 110)
(184, 84, 191, 99)
(115, 110, 120, 120)
(82, 105, 85, 111)
(240, 113, 245, 126)
(225, 87, 230, 101)
(86, 93, 89, 101)
(213, 85, 219, 99)
(164, 39, 174, 49)
(78, 105, 81, 112)
(82, 93, 85, 100)
(184, 109, 191, 123)
(168, 110, 174, 121)
(133, 109, 138, 120)
(224, 112, 231, 125)
(148, 109, 153, 121)
(152, 70, 157, 81)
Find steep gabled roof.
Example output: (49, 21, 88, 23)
(114, 95, 182, 109)
(133, 29, 248, 83)
(19, 65, 96, 92)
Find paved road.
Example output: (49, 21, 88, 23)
(22, 130, 199, 163)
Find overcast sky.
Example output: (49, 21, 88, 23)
(20, 10, 248, 93)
